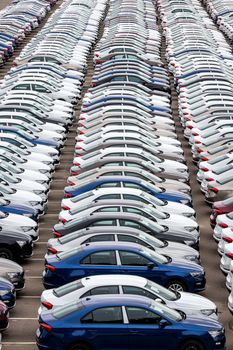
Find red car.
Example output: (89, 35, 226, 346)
(0, 301, 9, 331)
(210, 197, 233, 228)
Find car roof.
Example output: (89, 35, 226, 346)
(81, 274, 145, 287)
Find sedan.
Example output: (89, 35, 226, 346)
(40, 274, 217, 318)
(43, 242, 205, 292)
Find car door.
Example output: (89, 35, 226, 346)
(125, 306, 175, 350)
(118, 250, 164, 284)
(80, 250, 120, 277)
(81, 306, 130, 349)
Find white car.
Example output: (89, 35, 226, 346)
(218, 228, 233, 255)
(39, 274, 218, 319)
(61, 187, 195, 218)
(0, 211, 38, 240)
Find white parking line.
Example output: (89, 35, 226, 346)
(25, 276, 42, 279)
(9, 318, 38, 320)
(18, 296, 41, 298)
(1, 342, 36, 345)
(29, 258, 44, 261)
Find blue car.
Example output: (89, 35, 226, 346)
(64, 177, 192, 206)
(0, 127, 58, 148)
(43, 242, 205, 291)
(36, 295, 225, 350)
(0, 197, 38, 221)
(82, 95, 171, 113)
(0, 277, 16, 309)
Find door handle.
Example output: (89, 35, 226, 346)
(129, 330, 139, 334)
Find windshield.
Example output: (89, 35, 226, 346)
(139, 248, 168, 264)
(150, 300, 182, 322)
(146, 281, 178, 301)
(53, 280, 84, 297)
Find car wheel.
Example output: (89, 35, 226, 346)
(0, 248, 13, 260)
(69, 343, 91, 350)
(180, 340, 204, 350)
(165, 279, 186, 292)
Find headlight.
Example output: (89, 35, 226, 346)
(208, 329, 224, 338)
(185, 255, 199, 261)
(39, 169, 49, 174)
(29, 201, 40, 206)
(16, 240, 26, 247)
(0, 290, 9, 296)
(37, 179, 48, 183)
(7, 272, 19, 279)
(21, 226, 32, 232)
(182, 213, 194, 218)
(201, 309, 216, 316)
(43, 161, 52, 165)
(190, 272, 203, 277)
(24, 213, 33, 218)
(180, 200, 190, 205)
(184, 240, 195, 246)
(34, 190, 44, 195)
(184, 226, 196, 232)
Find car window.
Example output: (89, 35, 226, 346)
(81, 285, 119, 298)
(90, 219, 117, 226)
(81, 307, 123, 324)
(98, 194, 121, 200)
(122, 286, 156, 300)
(81, 251, 117, 265)
(100, 171, 123, 176)
(126, 307, 161, 324)
(97, 182, 121, 188)
(117, 234, 151, 248)
(83, 234, 115, 243)
(95, 207, 120, 213)
(119, 251, 150, 266)
(122, 194, 147, 203)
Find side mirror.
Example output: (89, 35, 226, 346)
(147, 262, 155, 269)
(159, 319, 170, 328)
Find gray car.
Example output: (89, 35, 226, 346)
(0, 258, 25, 290)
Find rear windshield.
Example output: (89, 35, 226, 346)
(53, 280, 83, 297)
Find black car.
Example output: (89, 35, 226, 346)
(0, 229, 33, 261)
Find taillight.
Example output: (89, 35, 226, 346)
(92, 82, 97, 87)
(223, 237, 233, 243)
(192, 132, 199, 136)
(54, 232, 62, 238)
(201, 167, 209, 172)
(62, 205, 70, 210)
(226, 253, 233, 260)
(46, 264, 56, 272)
(71, 171, 78, 176)
(215, 209, 223, 214)
(42, 301, 53, 310)
(40, 323, 52, 332)
(65, 193, 73, 198)
(195, 141, 202, 144)
(210, 187, 219, 193)
(48, 247, 57, 254)
(218, 223, 228, 228)
(75, 146, 83, 150)
(206, 178, 214, 182)
(95, 53, 99, 57)
(79, 123, 85, 127)
(197, 149, 204, 153)
(201, 157, 209, 161)
(60, 218, 67, 224)
(73, 163, 80, 166)
(68, 182, 76, 186)
(79, 131, 85, 135)
(187, 125, 193, 129)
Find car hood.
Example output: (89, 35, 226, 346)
(168, 258, 203, 272)
(0, 277, 14, 290)
(0, 258, 23, 273)
(0, 229, 31, 241)
(177, 292, 216, 310)
(181, 314, 222, 331)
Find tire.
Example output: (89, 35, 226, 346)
(0, 248, 13, 260)
(165, 279, 186, 292)
(69, 343, 90, 350)
(179, 340, 204, 350)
